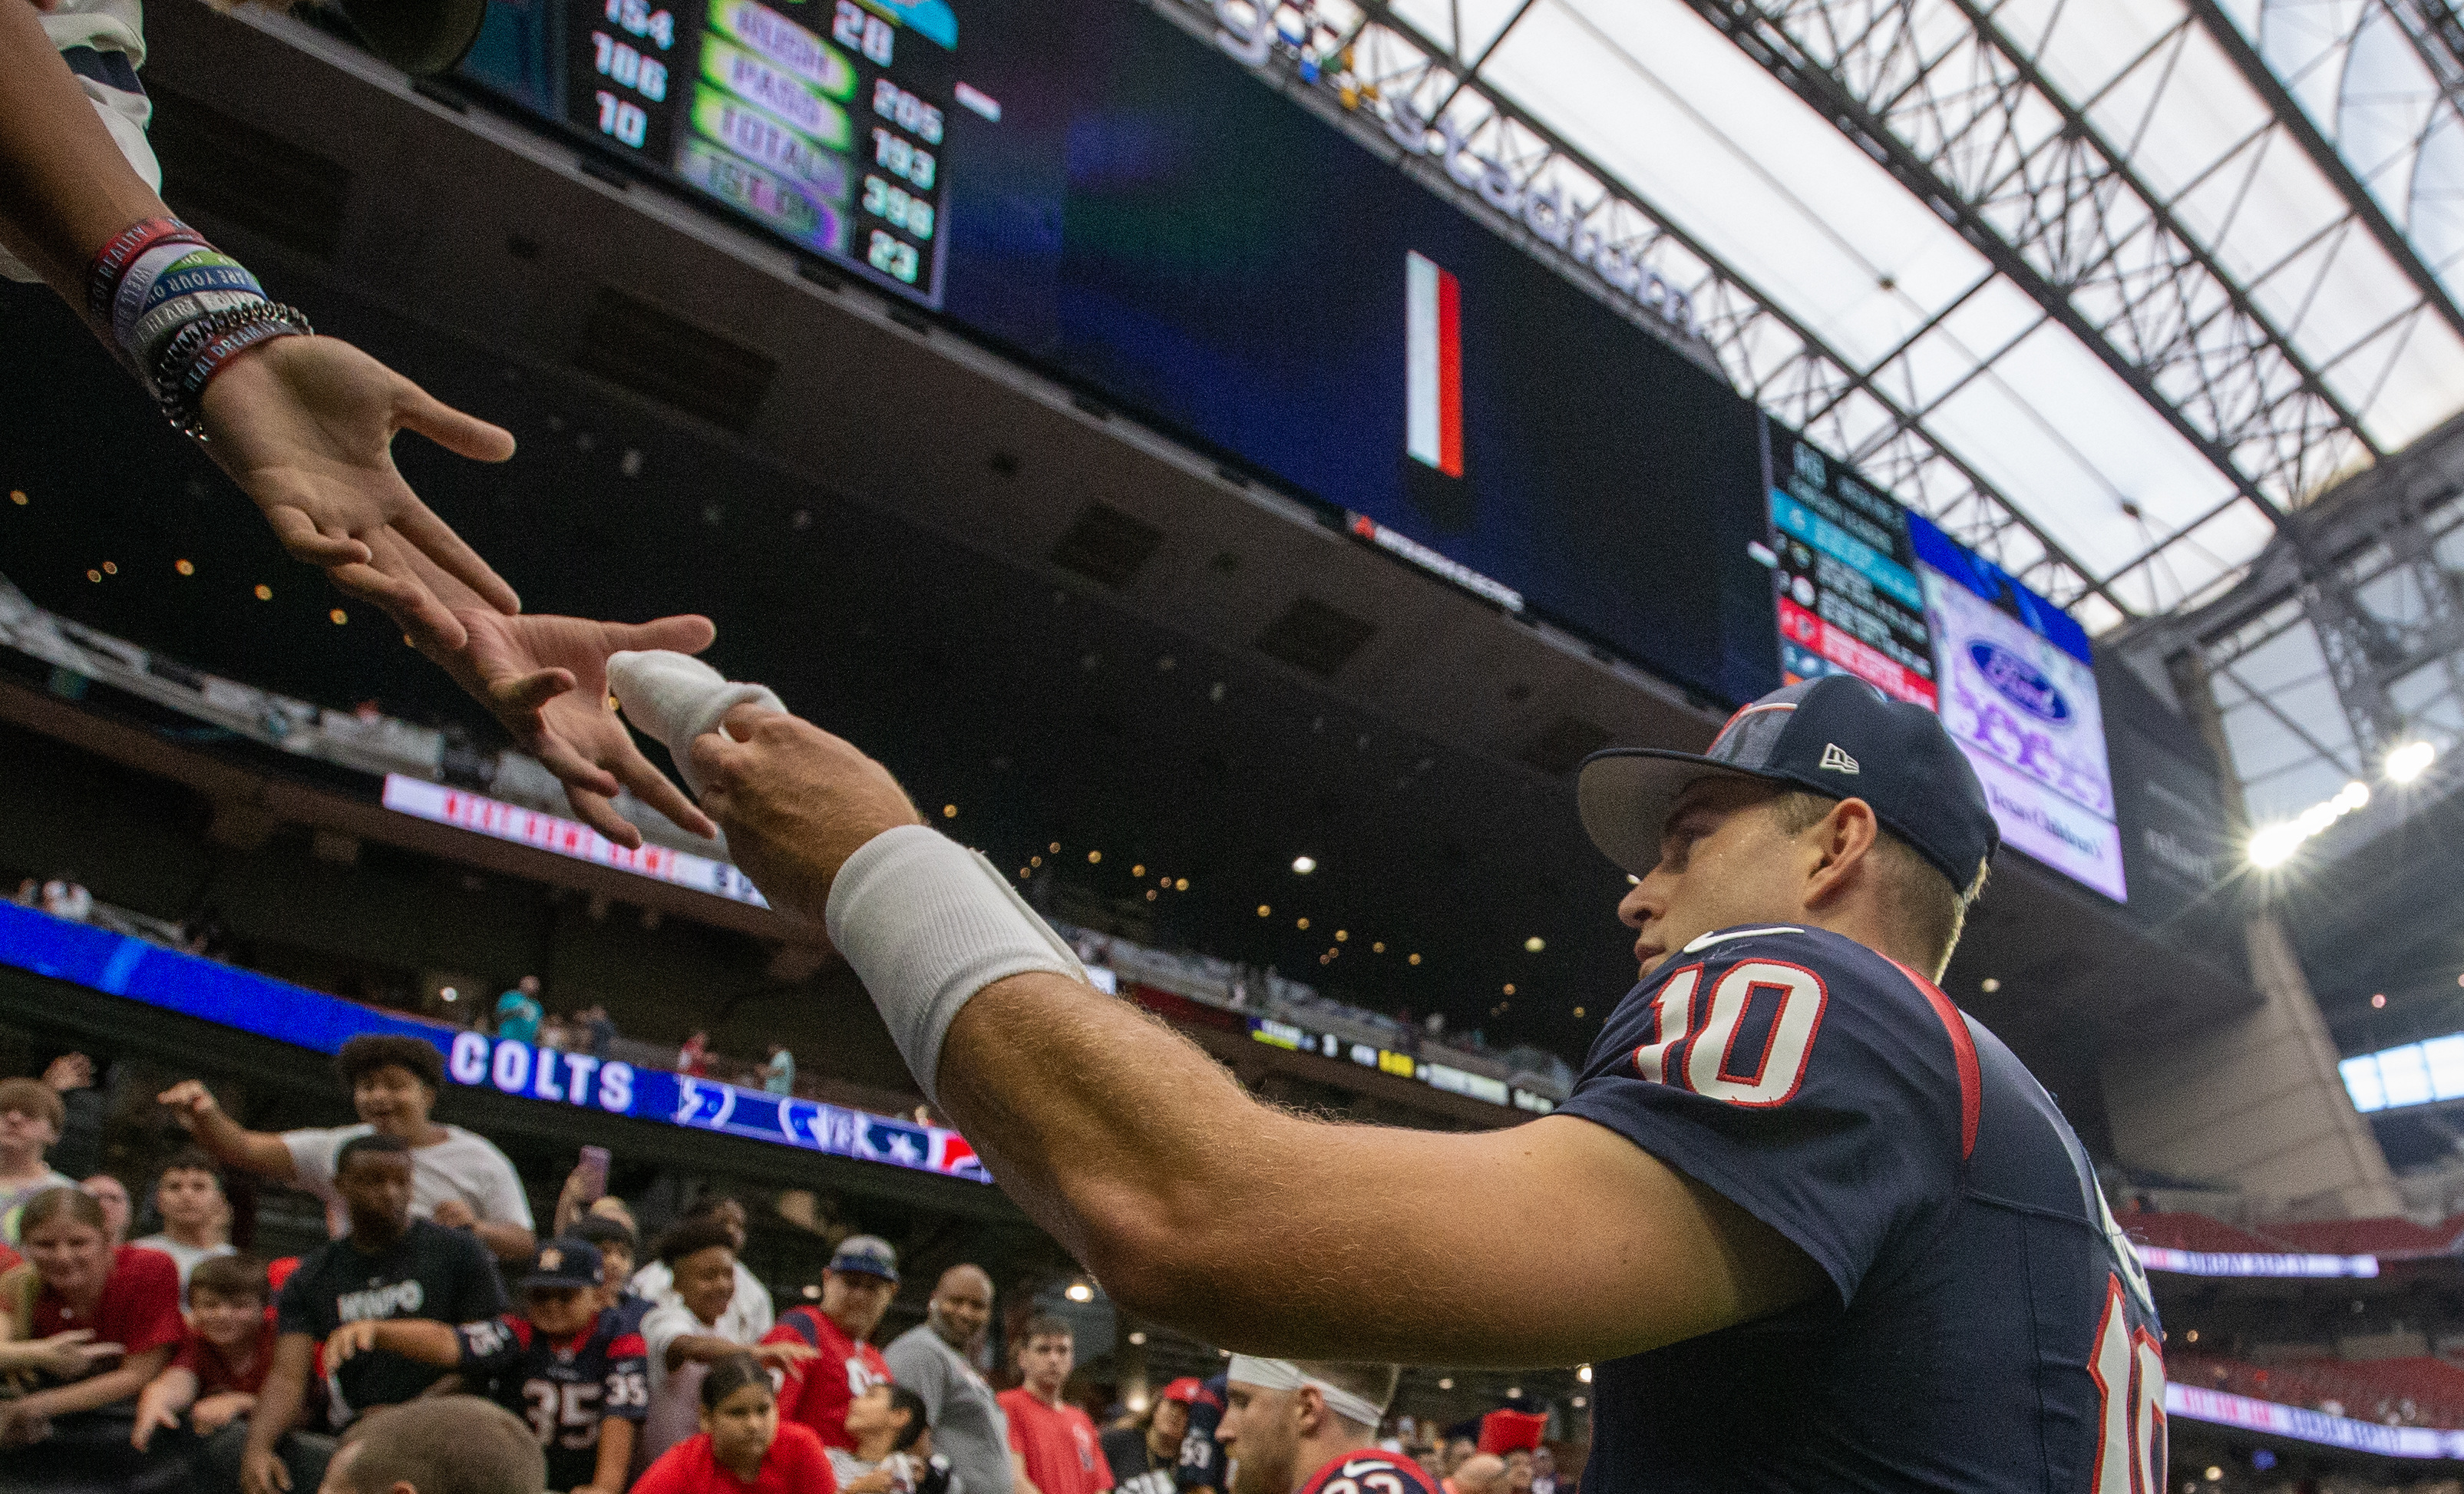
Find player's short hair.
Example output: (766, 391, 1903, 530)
(189, 1253, 269, 1305)
(333, 1396, 545, 1494)
(658, 1214, 739, 1268)
(0, 1077, 64, 1131)
(1293, 1362, 1398, 1428)
(158, 1147, 225, 1191)
(17, 1185, 104, 1238)
(335, 1034, 444, 1095)
(1019, 1313, 1072, 1347)
(335, 1131, 413, 1177)
(1769, 792, 1987, 979)
(884, 1383, 930, 1450)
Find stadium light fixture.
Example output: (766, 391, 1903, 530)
(2389, 740, 2437, 784)
(1437, 1377, 1453, 1390)
(1524, 936, 1546, 953)
(1577, 1364, 1592, 1383)
(2248, 778, 2374, 868)
(1128, 1331, 1146, 1345)
(1065, 1280, 1095, 1303)
(1292, 854, 1317, 874)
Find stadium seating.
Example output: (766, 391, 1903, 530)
(2257, 1216, 2464, 1258)
(2170, 1352, 2464, 1430)
(2118, 1211, 2287, 1254)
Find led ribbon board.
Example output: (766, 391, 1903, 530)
(2168, 1384, 2464, 1458)
(0, 903, 990, 1183)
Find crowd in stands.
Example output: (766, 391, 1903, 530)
(0, 1036, 1580, 1494)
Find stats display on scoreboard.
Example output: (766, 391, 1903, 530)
(460, 0, 966, 301)
(1767, 434, 2125, 901)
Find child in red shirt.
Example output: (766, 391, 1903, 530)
(636, 1353, 839, 1494)
(133, 1253, 277, 1449)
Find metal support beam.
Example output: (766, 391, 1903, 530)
(1684, 0, 2378, 513)
(2182, 0, 2464, 349)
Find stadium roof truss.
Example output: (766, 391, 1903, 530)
(1189, 0, 2464, 818)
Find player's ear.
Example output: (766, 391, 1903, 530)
(1803, 797, 1880, 906)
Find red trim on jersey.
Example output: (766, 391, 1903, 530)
(1890, 957, 1980, 1161)
(609, 1330, 647, 1359)
(508, 1316, 536, 1349)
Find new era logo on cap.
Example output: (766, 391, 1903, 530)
(1575, 675, 2000, 891)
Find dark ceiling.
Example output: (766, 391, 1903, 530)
(2, 276, 1642, 1062)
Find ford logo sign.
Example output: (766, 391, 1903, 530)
(1970, 641, 2070, 723)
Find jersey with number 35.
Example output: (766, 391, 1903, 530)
(457, 1313, 650, 1492)
(1558, 925, 2162, 1492)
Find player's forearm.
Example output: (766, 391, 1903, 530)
(363, 1320, 463, 1367)
(243, 1340, 314, 1459)
(470, 1217, 537, 1262)
(15, 1348, 171, 1422)
(592, 1416, 637, 1489)
(141, 1364, 201, 1416)
(932, 971, 1319, 1324)
(0, 0, 167, 309)
(187, 1106, 298, 1182)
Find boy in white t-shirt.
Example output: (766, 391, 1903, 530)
(157, 1034, 537, 1262)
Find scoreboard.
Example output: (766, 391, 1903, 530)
(464, 0, 964, 301)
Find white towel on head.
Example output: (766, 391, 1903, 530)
(606, 649, 783, 797)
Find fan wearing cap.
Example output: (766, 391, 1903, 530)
(323, 1236, 649, 1494)
(1217, 1359, 1435, 1494)
(1102, 1377, 1204, 1494)
(765, 1235, 899, 1453)
(629, 661, 2165, 1489)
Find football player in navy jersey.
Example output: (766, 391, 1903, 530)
(1217, 1357, 1435, 1494)
(678, 659, 2167, 1490)
(325, 1236, 649, 1493)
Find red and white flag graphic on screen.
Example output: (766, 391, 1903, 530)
(1406, 251, 1462, 477)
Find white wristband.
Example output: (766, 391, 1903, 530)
(825, 824, 1088, 1105)
(606, 649, 784, 797)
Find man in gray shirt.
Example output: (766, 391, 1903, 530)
(884, 1264, 1016, 1494)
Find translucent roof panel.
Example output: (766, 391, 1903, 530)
(1366, 0, 2464, 628)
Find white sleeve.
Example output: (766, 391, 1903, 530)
(281, 1126, 350, 1198)
(738, 1264, 774, 1337)
(464, 1134, 536, 1228)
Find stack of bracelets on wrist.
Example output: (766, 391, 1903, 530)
(85, 216, 313, 441)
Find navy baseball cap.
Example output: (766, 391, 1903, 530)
(1577, 675, 1999, 891)
(520, 1238, 605, 1293)
(829, 1235, 900, 1283)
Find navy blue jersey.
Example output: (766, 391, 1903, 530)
(457, 1313, 651, 1491)
(1557, 925, 2162, 1492)
(1296, 1450, 1442, 1494)
(1174, 1373, 1229, 1494)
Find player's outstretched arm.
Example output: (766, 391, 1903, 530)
(689, 706, 1824, 1367)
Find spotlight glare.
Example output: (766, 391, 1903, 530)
(2373, 993, 2387, 1008)
(1524, 936, 1545, 954)
(1292, 855, 1316, 874)
(1577, 1364, 1592, 1384)
(1257, 904, 1271, 917)
(1088, 850, 1102, 864)
(1065, 1281, 1094, 1303)
(1437, 1378, 1452, 1391)
(943, 804, 958, 818)
(1128, 1331, 1145, 1345)
(2390, 739, 2437, 783)
(1132, 864, 1146, 878)
(1980, 977, 2001, 994)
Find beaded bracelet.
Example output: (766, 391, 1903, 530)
(91, 218, 310, 441)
